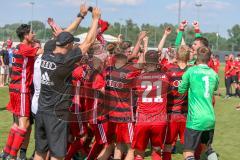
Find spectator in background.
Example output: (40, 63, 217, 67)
(6, 38, 13, 49)
(7, 47, 14, 76)
(225, 54, 238, 98)
(235, 54, 240, 97)
(0, 45, 10, 86)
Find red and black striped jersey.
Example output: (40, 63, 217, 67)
(9, 43, 38, 93)
(84, 69, 106, 124)
(133, 70, 169, 125)
(70, 66, 86, 114)
(104, 64, 138, 123)
(166, 63, 188, 114)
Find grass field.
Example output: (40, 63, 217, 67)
(0, 65, 240, 160)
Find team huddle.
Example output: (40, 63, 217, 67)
(1, 4, 220, 160)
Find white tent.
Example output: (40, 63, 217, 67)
(75, 33, 118, 43)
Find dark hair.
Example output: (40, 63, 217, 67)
(16, 24, 31, 42)
(215, 55, 220, 59)
(237, 54, 240, 57)
(225, 54, 229, 57)
(197, 47, 211, 64)
(194, 37, 209, 47)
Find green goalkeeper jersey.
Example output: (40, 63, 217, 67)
(178, 64, 219, 131)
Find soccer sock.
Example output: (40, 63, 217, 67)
(65, 140, 86, 160)
(9, 127, 27, 157)
(162, 152, 172, 160)
(86, 141, 103, 160)
(151, 150, 162, 160)
(207, 152, 218, 160)
(195, 144, 202, 160)
(19, 148, 27, 159)
(3, 125, 17, 154)
(185, 156, 195, 160)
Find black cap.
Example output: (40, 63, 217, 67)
(55, 32, 80, 46)
(44, 39, 56, 52)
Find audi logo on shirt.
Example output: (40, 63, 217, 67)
(172, 80, 182, 87)
(106, 80, 124, 89)
(41, 60, 57, 70)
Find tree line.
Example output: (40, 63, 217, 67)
(0, 19, 239, 51)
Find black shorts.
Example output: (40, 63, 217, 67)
(184, 128, 214, 151)
(35, 111, 68, 158)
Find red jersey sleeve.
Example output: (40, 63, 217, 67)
(93, 74, 105, 90)
(19, 44, 38, 57)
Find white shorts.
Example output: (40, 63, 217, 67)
(0, 65, 9, 75)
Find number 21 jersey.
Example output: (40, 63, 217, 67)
(134, 70, 169, 125)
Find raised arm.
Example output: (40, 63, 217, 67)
(158, 27, 172, 52)
(192, 21, 202, 38)
(128, 31, 147, 60)
(79, 8, 101, 54)
(175, 20, 188, 48)
(48, 4, 88, 36)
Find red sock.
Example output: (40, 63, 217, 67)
(134, 155, 144, 160)
(151, 150, 162, 160)
(86, 141, 103, 160)
(162, 152, 172, 160)
(195, 145, 202, 160)
(9, 127, 26, 157)
(3, 125, 17, 154)
(65, 139, 86, 160)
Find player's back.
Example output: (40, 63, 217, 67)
(180, 64, 219, 130)
(135, 70, 169, 124)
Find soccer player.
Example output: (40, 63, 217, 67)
(130, 50, 169, 160)
(104, 32, 147, 160)
(179, 47, 219, 160)
(163, 45, 190, 160)
(0, 24, 42, 160)
(225, 54, 238, 98)
(34, 7, 101, 160)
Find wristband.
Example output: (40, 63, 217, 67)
(195, 29, 200, 33)
(77, 13, 85, 19)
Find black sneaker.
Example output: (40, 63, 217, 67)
(0, 151, 8, 159)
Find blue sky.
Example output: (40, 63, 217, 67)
(0, 0, 239, 38)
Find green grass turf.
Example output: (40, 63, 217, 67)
(0, 65, 240, 159)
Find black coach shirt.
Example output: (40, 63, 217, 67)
(38, 47, 82, 120)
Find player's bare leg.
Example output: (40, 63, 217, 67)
(124, 147, 134, 160)
(34, 152, 47, 160)
(97, 143, 115, 160)
(114, 143, 125, 159)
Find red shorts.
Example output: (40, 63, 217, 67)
(108, 122, 134, 144)
(7, 92, 31, 117)
(90, 123, 111, 144)
(132, 124, 167, 151)
(166, 114, 186, 145)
